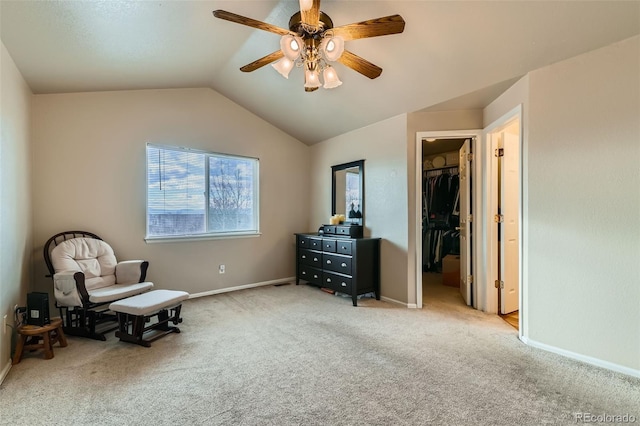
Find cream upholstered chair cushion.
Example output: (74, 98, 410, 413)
(51, 238, 117, 290)
(50, 237, 153, 307)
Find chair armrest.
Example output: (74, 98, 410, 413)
(53, 271, 89, 307)
(115, 260, 149, 284)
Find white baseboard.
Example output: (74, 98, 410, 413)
(0, 360, 11, 386)
(381, 295, 415, 308)
(188, 277, 296, 299)
(189, 280, 414, 309)
(521, 336, 640, 379)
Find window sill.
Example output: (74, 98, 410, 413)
(145, 232, 261, 244)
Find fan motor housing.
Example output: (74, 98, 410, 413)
(289, 11, 334, 38)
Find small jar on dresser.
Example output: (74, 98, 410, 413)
(295, 224, 380, 306)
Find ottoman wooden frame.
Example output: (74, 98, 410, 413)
(109, 290, 189, 347)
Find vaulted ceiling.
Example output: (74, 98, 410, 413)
(1, 1, 638, 145)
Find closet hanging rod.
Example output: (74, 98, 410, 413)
(424, 165, 459, 173)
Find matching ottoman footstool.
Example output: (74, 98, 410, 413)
(109, 289, 189, 347)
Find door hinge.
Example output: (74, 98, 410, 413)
(494, 214, 504, 223)
(495, 148, 504, 157)
(467, 275, 473, 284)
(467, 153, 473, 162)
(495, 280, 504, 289)
(468, 214, 473, 223)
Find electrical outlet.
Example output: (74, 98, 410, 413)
(219, 264, 225, 274)
(3, 315, 7, 335)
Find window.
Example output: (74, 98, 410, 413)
(146, 144, 259, 240)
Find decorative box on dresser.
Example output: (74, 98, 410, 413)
(295, 225, 381, 306)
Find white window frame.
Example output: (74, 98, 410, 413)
(145, 143, 260, 242)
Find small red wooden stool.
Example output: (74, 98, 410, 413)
(12, 318, 67, 364)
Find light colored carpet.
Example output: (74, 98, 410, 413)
(1, 281, 638, 425)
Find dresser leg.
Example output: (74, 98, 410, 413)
(352, 295, 358, 307)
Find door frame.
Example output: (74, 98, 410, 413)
(483, 105, 523, 336)
(414, 129, 482, 309)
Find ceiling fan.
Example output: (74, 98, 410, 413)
(212, 0, 405, 92)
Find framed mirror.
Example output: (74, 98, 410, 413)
(332, 160, 365, 225)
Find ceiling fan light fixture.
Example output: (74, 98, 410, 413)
(322, 66, 342, 89)
(272, 58, 294, 79)
(304, 68, 321, 89)
(299, 0, 313, 12)
(320, 36, 344, 62)
(212, 8, 406, 92)
(280, 34, 304, 60)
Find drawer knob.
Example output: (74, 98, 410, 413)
(302, 255, 306, 259)
(341, 282, 347, 287)
(341, 246, 347, 250)
(313, 274, 319, 279)
(302, 271, 306, 275)
(326, 260, 332, 264)
(313, 257, 318, 262)
(341, 263, 347, 267)
(326, 278, 332, 283)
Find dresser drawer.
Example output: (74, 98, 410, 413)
(323, 253, 352, 275)
(323, 271, 352, 293)
(299, 266, 322, 286)
(297, 235, 310, 248)
(323, 226, 336, 234)
(299, 249, 322, 268)
(336, 240, 352, 255)
(321, 239, 337, 253)
(309, 237, 322, 250)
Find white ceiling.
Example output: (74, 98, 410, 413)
(1, 1, 638, 145)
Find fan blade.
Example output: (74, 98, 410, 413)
(330, 14, 405, 41)
(337, 50, 383, 79)
(240, 51, 284, 72)
(300, 0, 321, 27)
(213, 10, 290, 36)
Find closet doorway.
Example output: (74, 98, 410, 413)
(415, 130, 482, 310)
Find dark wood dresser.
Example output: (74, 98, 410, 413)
(295, 232, 381, 306)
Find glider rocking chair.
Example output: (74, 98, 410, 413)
(43, 231, 154, 340)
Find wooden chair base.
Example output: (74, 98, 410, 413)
(13, 318, 67, 364)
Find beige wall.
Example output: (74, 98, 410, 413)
(309, 115, 409, 304)
(483, 76, 529, 129)
(525, 36, 639, 370)
(482, 36, 639, 372)
(30, 88, 310, 297)
(0, 42, 33, 374)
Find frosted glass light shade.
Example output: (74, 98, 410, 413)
(320, 36, 344, 62)
(322, 67, 342, 89)
(304, 69, 321, 89)
(280, 34, 304, 61)
(272, 58, 294, 79)
(299, 0, 313, 12)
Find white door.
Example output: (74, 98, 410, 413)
(459, 139, 472, 306)
(500, 131, 520, 314)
